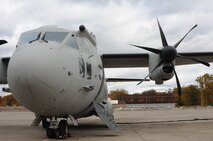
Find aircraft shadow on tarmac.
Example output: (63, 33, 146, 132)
(71, 124, 108, 130)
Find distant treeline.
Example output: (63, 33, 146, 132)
(109, 73, 213, 106)
(0, 95, 20, 106)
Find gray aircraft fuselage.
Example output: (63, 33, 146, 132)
(7, 26, 107, 118)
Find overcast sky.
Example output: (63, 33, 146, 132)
(0, 0, 213, 96)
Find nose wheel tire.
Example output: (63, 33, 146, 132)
(58, 120, 69, 138)
(46, 128, 56, 139)
(42, 119, 50, 129)
(46, 119, 69, 139)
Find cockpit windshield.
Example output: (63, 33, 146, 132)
(43, 32, 68, 43)
(18, 32, 40, 45)
(18, 32, 68, 45)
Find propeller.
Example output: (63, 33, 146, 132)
(137, 59, 164, 85)
(130, 19, 210, 96)
(172, 63, 182, 97)
(0, 40, 7, 46)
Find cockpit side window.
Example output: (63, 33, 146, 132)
(44, 32, 68, 43)
(18, 32, 40, 45)
(65, 35, 79, 49)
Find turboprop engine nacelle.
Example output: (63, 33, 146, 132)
(149, 53, 174, 84)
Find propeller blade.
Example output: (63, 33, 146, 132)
(129, 43, 161, 54)
(0, 40, 7, 45)
(137, 59, 164, 85)
(157, 18, 168, 47)
(177, 54, 210, 67)
(174, 24, 197, 48)
(172, 64, 182, 97)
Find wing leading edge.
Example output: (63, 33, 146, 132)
(102, 52, 213, 68)
(102, 53, 149, 68)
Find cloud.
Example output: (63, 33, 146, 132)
(0, 0, 212, 95)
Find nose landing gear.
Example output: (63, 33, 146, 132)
(46, 119, 70, 139)
(42, 118, 50, 129)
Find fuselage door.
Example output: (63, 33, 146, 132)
(76, 37, 95, 91)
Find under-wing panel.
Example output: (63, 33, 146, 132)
(106, 78, 149, 82)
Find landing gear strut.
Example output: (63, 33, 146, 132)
(46, 119, 69, 139)
(42, 118, 50, 129)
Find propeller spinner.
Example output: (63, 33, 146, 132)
(130, 19, 210, 97)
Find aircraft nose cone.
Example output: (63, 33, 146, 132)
(7, 45, 70, 112)
(8, 46, 53, 86)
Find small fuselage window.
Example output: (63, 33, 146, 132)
(65, 35, 78, 49)
(79, 58, 85, 78)
(18, 32, 40, 45)
(43, 32, 68, 43)
(86, 62, 92, 79)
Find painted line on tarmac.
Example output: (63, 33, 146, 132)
(117, 118, 213, 124)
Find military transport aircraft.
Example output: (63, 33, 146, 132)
(0, 20, 212, 139)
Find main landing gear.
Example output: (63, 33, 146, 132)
(43, 118, 70, 139)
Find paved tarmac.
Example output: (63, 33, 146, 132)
(0, 108, 213, 141)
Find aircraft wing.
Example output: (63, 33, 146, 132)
(102, 53, 149, 68)
(102, 52, 213, 68)
(176, 52, 213, 65)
